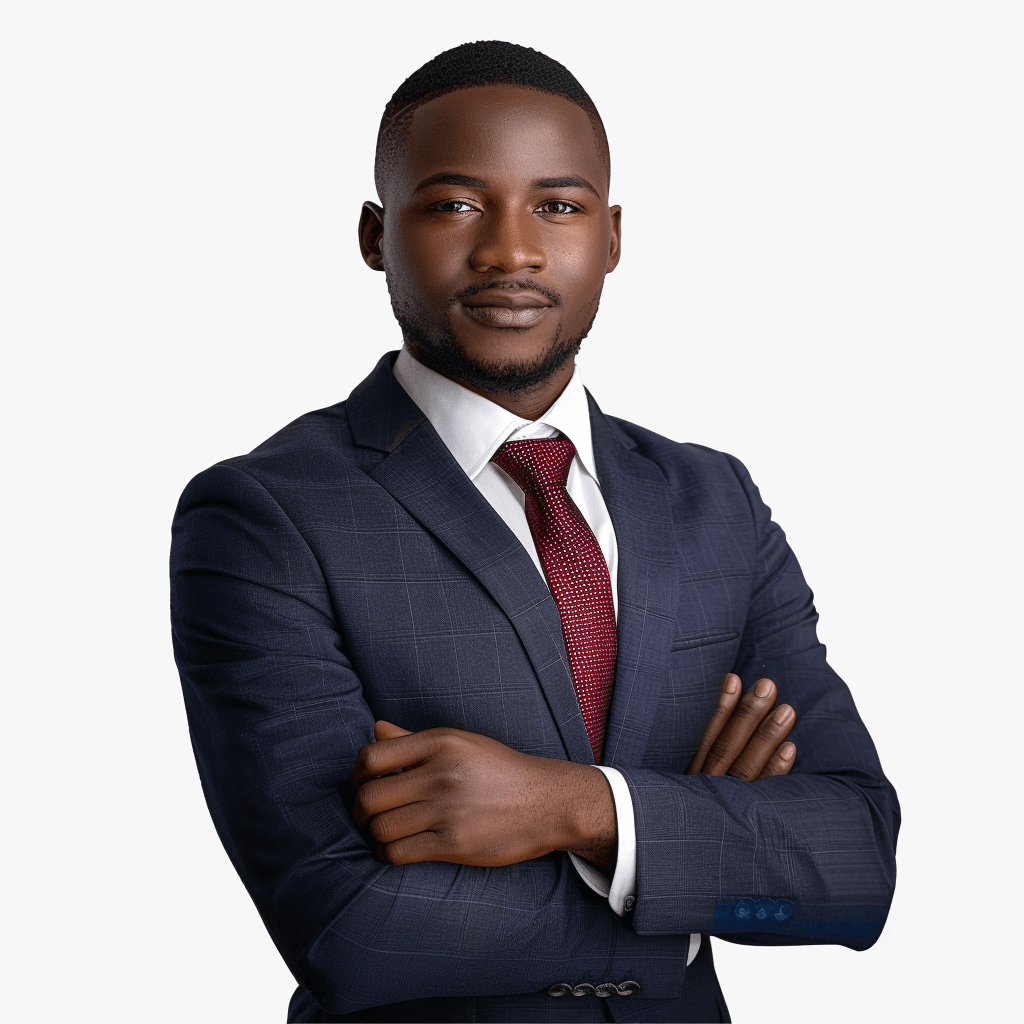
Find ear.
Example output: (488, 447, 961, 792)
(606, 205, 622, 273)
(359, 201, 386, 271)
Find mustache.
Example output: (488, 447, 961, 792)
(451, 279, 562, 306)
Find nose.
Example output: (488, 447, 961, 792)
(469, 206, 546, 274)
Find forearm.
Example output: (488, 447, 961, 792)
(621, 760, 899, 948)
(183, 683, 689, 1014)
(620, 453, 898, 949)
(282, 847, 690, 1015)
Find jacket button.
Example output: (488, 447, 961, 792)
(735, 898, 755, 920)
(548, 983, 573, 997)
(572, 983, 596, 997)
(775, 900, 795, 921)
(623, 895, 636, 912)
(617, 980, 641, 996)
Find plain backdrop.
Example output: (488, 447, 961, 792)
(2, 2, 1021, 1021)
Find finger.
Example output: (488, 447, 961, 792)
(378, 830, 446, 866)
(758, 741, 796, 779)
(366, 800, 436, 846)
(350, 730, 440, 788)
(352, 769, 431, 828)
(725, 704, 796, 781)
(686, 674, 742, 774)
(375, 720, 414, 740)
(701, 678, 777, 776)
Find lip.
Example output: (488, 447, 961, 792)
(459, 290, 553, 328)
(461, 291, 552, 309)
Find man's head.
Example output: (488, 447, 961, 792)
(359, 42, 621, 411)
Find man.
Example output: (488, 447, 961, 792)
(171, 41, 899, 1023)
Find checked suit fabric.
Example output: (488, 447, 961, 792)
(493, 437, 616, 763)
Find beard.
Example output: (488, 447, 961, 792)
(389, 282, 600, 396)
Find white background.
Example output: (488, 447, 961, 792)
(2, 2, 1021, 1021)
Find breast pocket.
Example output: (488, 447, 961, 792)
(671, 629, 741, 652)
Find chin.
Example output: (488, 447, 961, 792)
(413, 328, 581, 396)
(459, 330, 563, 367)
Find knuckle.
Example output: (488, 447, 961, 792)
(705, 740, 728, 763)
(356, 780, 385, 815)
(727, 761, 756, 782)
(368, 815, 392, 842)
(352, 790, 370, 817)
(440, 758, 467, 787)
(378, 842, 402, 865)
(734, 699, 768, 719)
(440, 827, 463, 853)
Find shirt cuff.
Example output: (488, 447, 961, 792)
(566, 766, 702, 967)
(566, 766, 636, 916)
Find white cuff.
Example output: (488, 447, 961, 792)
(595, 766, 637, 916)
(566, 766, 636, 916)
(566, 766, 701, 966)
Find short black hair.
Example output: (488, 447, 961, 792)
(374, 40, 610, 200)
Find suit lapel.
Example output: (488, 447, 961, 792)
(589, 396, 680, 768)
(346, 354, 594, 764)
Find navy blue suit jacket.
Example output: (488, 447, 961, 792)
(170, 352, 899, 1022)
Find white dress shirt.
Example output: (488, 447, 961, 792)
(393, 347, 700, 964)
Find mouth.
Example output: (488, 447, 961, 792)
(458, 289, 554, 328)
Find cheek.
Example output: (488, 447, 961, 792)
(388, 220, 468, 302)
(550, 225, 610, 314)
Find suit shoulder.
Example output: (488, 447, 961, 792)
(238, 399, 354, 464)
(176, 399, 371, 508)
(603, 414, 768, 534)
(605, 414, 751, 486)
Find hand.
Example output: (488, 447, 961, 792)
(686, 674, 796, 779)
(350, 721, 617, 871)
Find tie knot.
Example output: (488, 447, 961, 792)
(492, 437, 577, 494)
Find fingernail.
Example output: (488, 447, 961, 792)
(725, 675, 740, 694)
(773, 705, 794, 725)
(780, 743, 795, 759)
(755, 678, 773, 698)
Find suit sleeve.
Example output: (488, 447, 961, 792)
(618, 455, 900, 950)
(170, 463, 691, 1016)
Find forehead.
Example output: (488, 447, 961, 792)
(396, 84, 607, 195)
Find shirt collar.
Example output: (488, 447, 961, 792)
(392, 347, 599, 483)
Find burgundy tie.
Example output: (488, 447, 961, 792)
(492, 437, 616, 763)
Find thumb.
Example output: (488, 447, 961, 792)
(375, 720, 414, 740)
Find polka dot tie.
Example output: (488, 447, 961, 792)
(492, 437, 616, 763)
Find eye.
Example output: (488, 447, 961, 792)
(429, 199, 478, 213)
(537, 200, 582, 216)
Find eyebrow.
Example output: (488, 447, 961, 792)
(412, 173, 602, 198)
(532, 176, 601, 198)
(413, 173, 488, 192)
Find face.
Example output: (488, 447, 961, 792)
(360, 84, 620, 406)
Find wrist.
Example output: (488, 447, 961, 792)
(552, 761, 617, 873)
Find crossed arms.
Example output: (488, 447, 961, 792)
(170, 455, 899, 1016)
(351, 673, 797, 875)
